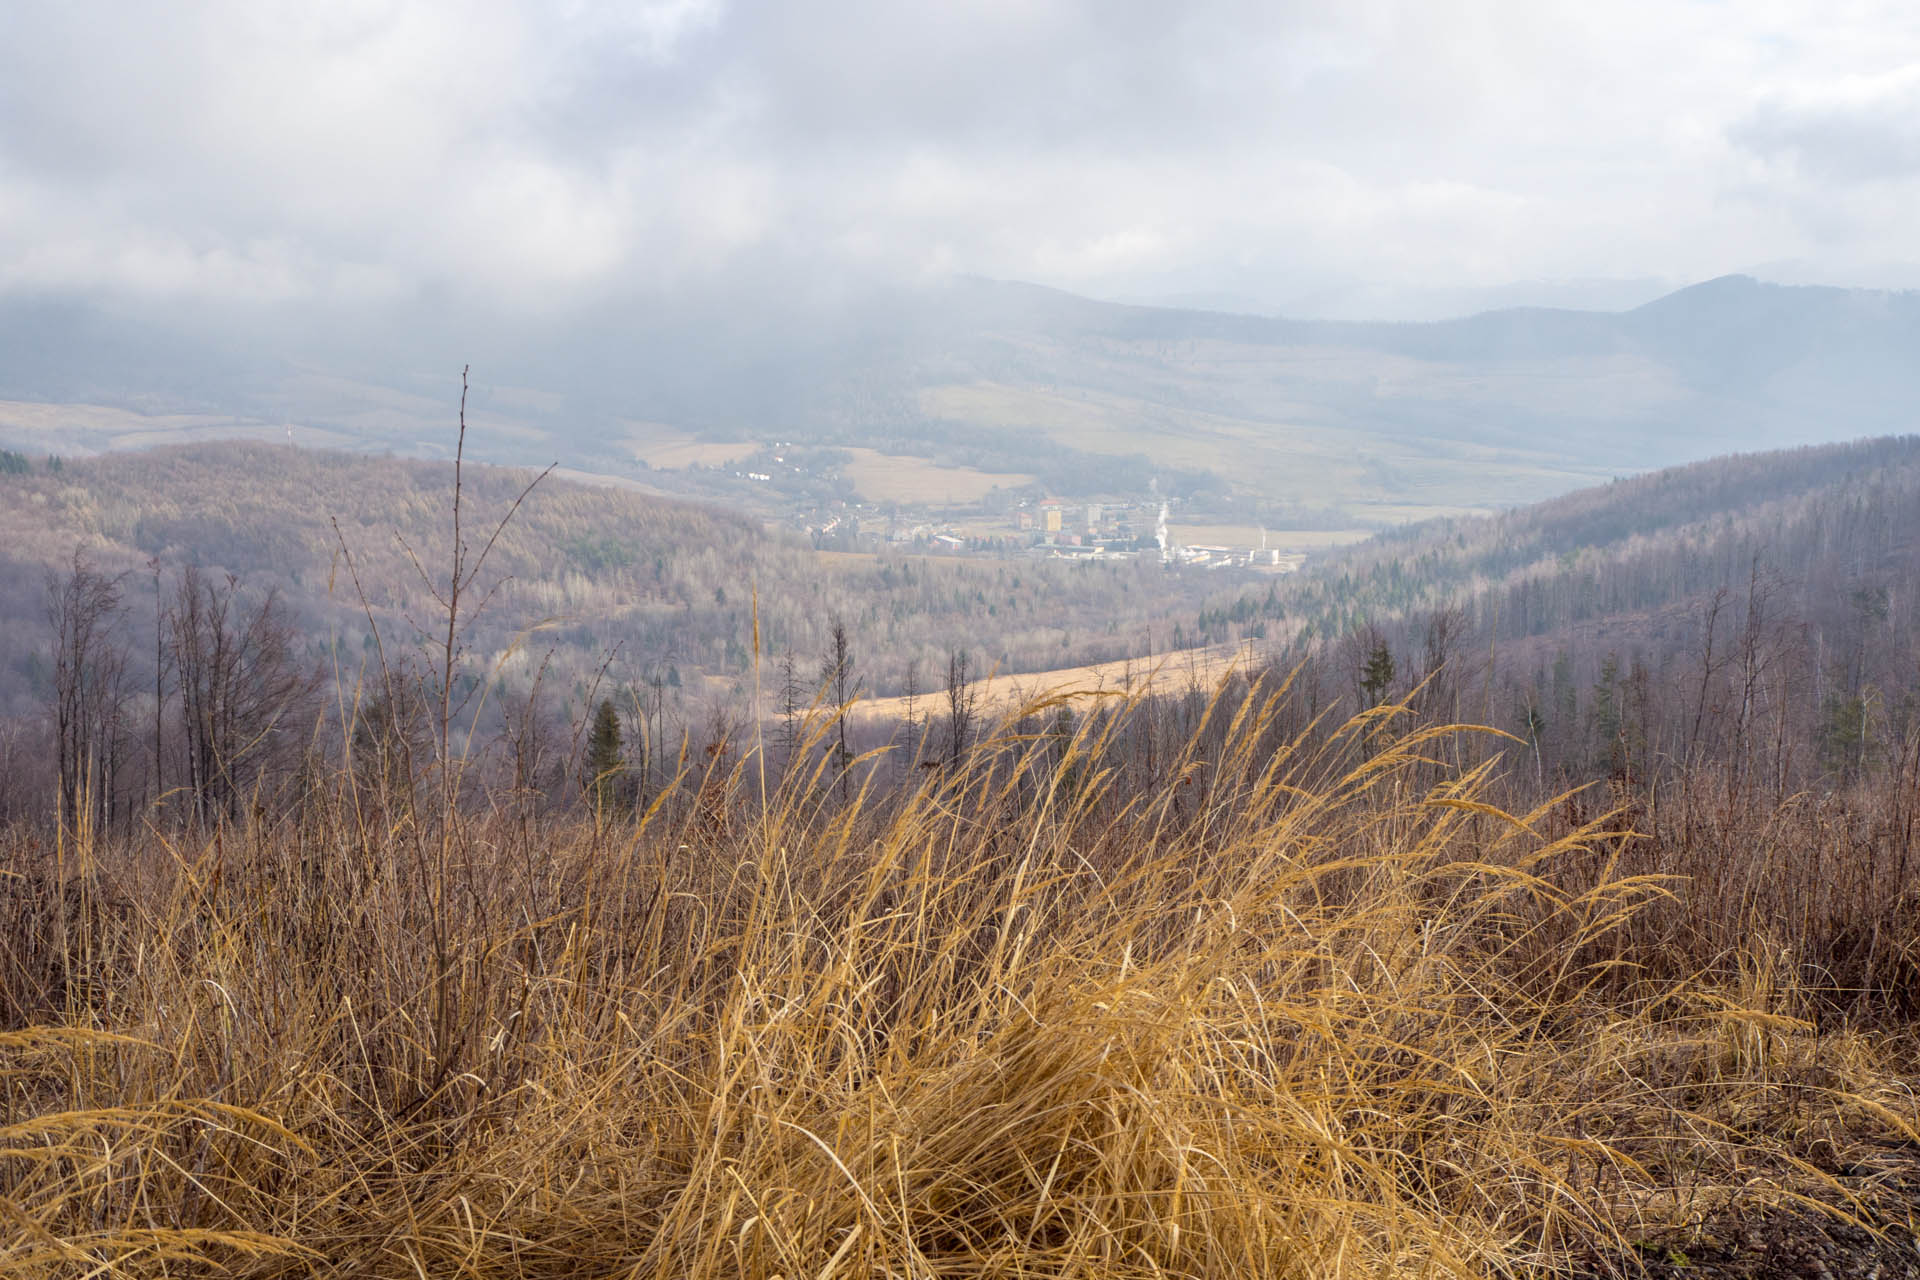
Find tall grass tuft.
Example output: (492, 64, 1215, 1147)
(2, 683, 1915, 1277)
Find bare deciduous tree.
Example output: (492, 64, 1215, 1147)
(943, 648, 979, 768)
(899, 656, 921, 779)
(777, 647, 803, 769)
(169, 566, 316, 826)
(392, 367, 553, 808)
(45, 553, 131, 836)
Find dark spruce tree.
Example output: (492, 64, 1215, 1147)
(1359, 641, 1396, 708)
(585, 698, 626, 815)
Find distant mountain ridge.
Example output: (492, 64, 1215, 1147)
(2, 274, 1916, 521)
(877, 274, 1920, 514)
(957, 272, 1920, 391)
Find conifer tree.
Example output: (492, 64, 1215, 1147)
(585, 698, 626, 814)
(1359, 641, 1396, 708)
(821, 619, 857, 802)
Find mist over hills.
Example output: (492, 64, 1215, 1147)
(3, 274, 1916, 522)
(1115, 275, 1678, 321)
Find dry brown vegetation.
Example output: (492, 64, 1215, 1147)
(838, 446, 1036, 505)
(850, 642, 1255, 727)
(3, 678, 1917, 1278)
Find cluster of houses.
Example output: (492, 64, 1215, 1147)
(1015, 498, 1141, 544)
(1013, 498, 1299, 571)
(799, 492, 1301, 574)
(1169, 542, 1297, 571)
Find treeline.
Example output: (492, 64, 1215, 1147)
(25, 540, 1920, 1021)
(20, 432, 1920, 841)
(0, 441, 1236, 724)
(20, 554, 318, 833)
(1136, 436, 1920, 798)
(0, 441, 1245, 827)
(1, 538, 1047, 838)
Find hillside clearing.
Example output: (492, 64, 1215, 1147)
(852, 641, 1263, 724)
(840, 446, 1036, 504)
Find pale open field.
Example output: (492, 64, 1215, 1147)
(814, 550, 974, 569)
(1170, 523, 1371, 551)
(841, 447, 1036, 504)
(0, 383, 549, 457)
(0, 399, 245, 441)
(917, 377, 1608, 512)
(1349, 502, 1499, 523)
(852, 641, 1268, 726)
(920, 383, 1331, 489)
(548, 467, 679, 499)
(624, 427, 760, 470)
(0, 400, 358, 455)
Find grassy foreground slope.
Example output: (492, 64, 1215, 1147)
(4, 689, 1919, 1278)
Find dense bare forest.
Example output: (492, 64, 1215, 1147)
(9, 433, 1920, 846)
(1155, 436, 1920, 802)
(0, 442, 1235, 825)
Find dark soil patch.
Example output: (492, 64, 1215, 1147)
(1588, 1212, 1918, 1279)
(1581, 1143, 1920, 1280)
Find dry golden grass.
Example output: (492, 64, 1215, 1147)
(1168, 524, 1371, 552)
(839, 447, 1036, 505)
(2, 684, 1915, 1278)
(623, 428, 760, 469)
(853, 645, 1254, 725)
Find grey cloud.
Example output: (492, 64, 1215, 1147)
(1732, 77, 1920, 183)
(3, 1, 1920, 323)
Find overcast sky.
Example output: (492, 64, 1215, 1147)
(3, 0, 1918, 323)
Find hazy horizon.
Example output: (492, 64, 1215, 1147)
(5, 2, 1920, 343)
(6, 3, 1920, 533)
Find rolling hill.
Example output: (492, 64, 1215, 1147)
(3, 276, 1916, 526)
(1188, 433, 1920, 791)
(0, 441, 1229, 722)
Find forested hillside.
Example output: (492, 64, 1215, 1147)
(1230, 435, 1920, 793)
(0, 441, 1234, 824)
